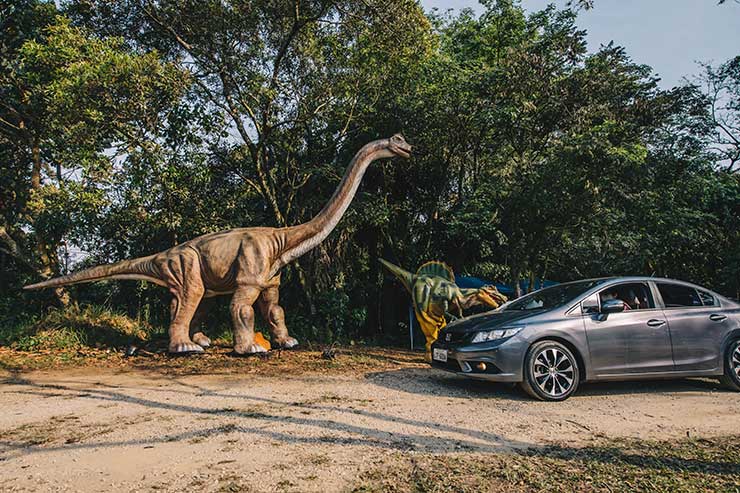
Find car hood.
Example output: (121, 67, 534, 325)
(443, 309, 539, 334)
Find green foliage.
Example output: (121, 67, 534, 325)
(2, 0, 740, 347)
(0, 304, 153, 351)
(0, 1, 190, 309)
(287, 289, 367, 344)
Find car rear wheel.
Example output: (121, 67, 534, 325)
(719, 339, 740, 391)
(521, 341, 580, 401)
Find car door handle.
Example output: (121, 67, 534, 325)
(709, 314, 727, 322)
(647, 319, 666, 327)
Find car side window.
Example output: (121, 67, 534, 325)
(657, 283, 702, 308)
(597, 283, 655, 310)
(697, 289, 717, 307)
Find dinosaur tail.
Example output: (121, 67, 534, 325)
(379, 259, 413, 294)
(23, 254, 163, 290)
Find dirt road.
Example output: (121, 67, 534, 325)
(1, 350, 738, 492)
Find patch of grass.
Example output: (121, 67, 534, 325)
(2, 414, 121, 448)
(0, 304, 155, 352)
(353, 435, 740, 493)
(305, 453, 332, 466)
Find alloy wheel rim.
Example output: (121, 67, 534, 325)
(534, 348, 575, 398)
(733, 345, 740, 379)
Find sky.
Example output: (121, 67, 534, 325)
(420, 0, 740, 89)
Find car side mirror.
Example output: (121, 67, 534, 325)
(601, 299, 625, 314)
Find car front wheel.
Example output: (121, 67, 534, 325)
(521, 341, 580, 401)
(719, 339, 740, 391)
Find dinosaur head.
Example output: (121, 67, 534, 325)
(386, 133, 412, 159)
(460, 285, 508, 310)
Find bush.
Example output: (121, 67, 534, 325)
(286, 289, 367, 344)
(0, 304, 156, 351)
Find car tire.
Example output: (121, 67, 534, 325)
(521, 340, 580, 401)
(719, 339, 740, 392)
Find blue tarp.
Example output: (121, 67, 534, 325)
(455, 275, 558, 296)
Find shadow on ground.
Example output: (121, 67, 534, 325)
(0, 372, 527, 458)
(366, 367, 728, 399)
(1, 370, 738, 479)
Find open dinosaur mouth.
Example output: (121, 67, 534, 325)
(391, 144, 412, 158)
(478, 292, 499, 308)
(478, 290, 506, 308)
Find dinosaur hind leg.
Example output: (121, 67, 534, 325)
(257, 286, 298, 349)
(230, 286, 265, 355)
(163, 250, 205, 354)
(189, 298, 212, 348)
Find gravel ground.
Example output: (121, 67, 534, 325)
(1, 351, 738, 492)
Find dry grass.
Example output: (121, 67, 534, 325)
(0, 304, 152, 352)
(0, 343, 425, 376)
(0, 304, 424, 376)
(353, 435, 740, 493)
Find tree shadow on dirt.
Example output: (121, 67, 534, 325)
(0, 373, 528, 458)
(366, 368, 729, 399)
(1, 372, 739, 477)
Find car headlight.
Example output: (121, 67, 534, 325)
(471, 327, 523, 343)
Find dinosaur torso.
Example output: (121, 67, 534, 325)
(172, 227, 286, 296)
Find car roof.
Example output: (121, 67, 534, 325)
(555, 276, 725, 299)
(560, 276, 700, 285)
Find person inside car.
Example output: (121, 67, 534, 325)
(602, 289, 631, 310)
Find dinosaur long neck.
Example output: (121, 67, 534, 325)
(272, 141, 385, 275)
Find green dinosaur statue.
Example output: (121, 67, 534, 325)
(380, 259, 507, 361)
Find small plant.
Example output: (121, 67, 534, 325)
(321, 342, 339, 359)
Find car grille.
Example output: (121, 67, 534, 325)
(439, 331, 469, 345)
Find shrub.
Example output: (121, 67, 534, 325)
(0, 304, 156, 351)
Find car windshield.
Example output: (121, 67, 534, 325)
(503, 279, 608, 311)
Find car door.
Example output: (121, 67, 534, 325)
(583, 282, 674, 376)
(655, 282, 728, 371)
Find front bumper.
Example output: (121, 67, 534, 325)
(430, 337, 527, 382)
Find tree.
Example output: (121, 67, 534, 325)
(63, 0, 435, 334)
(698, 57, 740, 172)
(0, 2, 188, 305)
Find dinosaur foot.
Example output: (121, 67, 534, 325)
(168, 341, 205, 355)
(192, 332, 211, 348)
(274, 337, 299, 349)
(232, 343, 268, 357)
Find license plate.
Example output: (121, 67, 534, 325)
(433, 348, 448, 362)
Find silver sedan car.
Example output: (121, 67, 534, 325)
(431, 277, 740, 401)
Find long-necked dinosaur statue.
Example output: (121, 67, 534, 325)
(25, 135, 412, 355)
(380, 259, 507, 361)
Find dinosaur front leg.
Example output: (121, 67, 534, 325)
(230, 286, 265, 355)
(257, 286, 298, 349)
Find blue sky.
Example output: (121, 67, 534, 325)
(420, 0, 740, 89)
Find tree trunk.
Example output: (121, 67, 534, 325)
(511, 263, 522, 299)
(292, 261, 317, 316)
(30, 140, 69, 306)
(363, 227, 382, 340)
